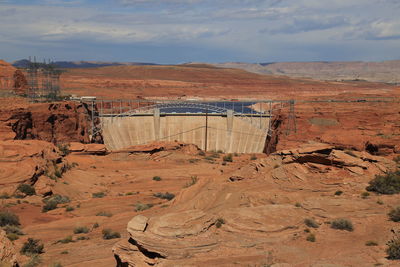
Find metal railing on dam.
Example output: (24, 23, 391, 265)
(83, 99, 291, 153)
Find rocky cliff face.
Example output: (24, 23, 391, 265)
(113, 143, 397, 266)
(7, 102, 95, 144)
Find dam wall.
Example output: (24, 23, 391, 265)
(100, 111, 270, 153)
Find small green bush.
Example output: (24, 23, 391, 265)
(22, 255, 42, 267)
(42, 201, 58, 212)
(215, 218, 225, 228)
(153, 192, 175, 200)
(6, 232, 19, 241)
(330, 218, 354, 232)
(93, 223, 99, 229)
(0, 193, 10, 199)
(96, 211, 112, 217)
(306, 233, 316, 242)
(43, 195, 70, 204)
(250, 154, 257, 160)
(102, 229, 121, 240)
(49, 263, 63, 267)
(334, 190, 343, 196)
(76, 236, 89, 241)
(73, 226, 89, 234)
(198, 151, 206, 156)
(0, 211, 20, 227)
(57, 143, 70, 156)
(365, 240, 378, 246)
(17, 184, 36, 196)
(361, 192, 370, 199)
(304, 218, 319, 228)
(387, 231, 400, 259)
(65, 206, 74, 212)
(388, 206, 400, 222)
(184, 176, 198, 188)
(366, 170, 400, 195)
(134, 203, 153, 212)
(4, 225, 24, 235)
(20, 238, 44, 255)
(223, 154, 233, 162)
(152, 176, 162, 181)
(295, 202, 302, 208)
(56, 236, 74, 244)
(92, 192, 106, 198)
(60, 251, 68, 255)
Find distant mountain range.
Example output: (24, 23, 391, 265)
(211, 60, 400, 84)
(12, 59, 400, 84)
(12, 59, 158, 69)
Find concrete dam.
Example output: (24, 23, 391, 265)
(95, 101, 272, 153)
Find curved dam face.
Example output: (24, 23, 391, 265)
(100, 110, 270, 153)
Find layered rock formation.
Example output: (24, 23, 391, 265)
(3, 101, 96, 144)
(114, 143, 397, 266)
(0, 140, 67, 195)
(0, 229, 19, 267)
(0, 60, 27, 95)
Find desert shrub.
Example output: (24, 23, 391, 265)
(334, 190, 343, 196)
(20, 238, 44, 255)
(152, 176, 162, 181)
(198, 151, 206, 156)
(250, 154, 257, 160)
(56, 236, 74, 244)
(42, 201, 58, 212)
(387, 231, 400, 259)
(73, 226, 89, 234)
(0, 193, 10, 199)
(223, 154, 233, 162)
(304, 218, 319, 228)
(134, 203, 153, 212)
(4, 225, 24, 235)
(215, 218, 225, 228)
(57, 143, 70, 156)
(49, 263, 63, 267)
(17, 184, 36, 196)
(96, 211, 112, 217)
(93, 223, 99, 228)
(295, 202, 302, 208)
(44, 195, 70, 204)
(153, 192, 175, 200)
(388, 206, 400, 222)
(102, 229, 121, 240)
(54, 167, 62, 178)
(204, 156, 215, 161)
(184, 176, 198, 188)
(365, 240, 378, 246)
(76, 236, 89, 241)
(92, 192, 106, 198)
(0, 211, 20, 227)
(377, 199, 384, 205)
(366, 170, 400, 195)
(330, 218, 354, 232)
(60, 251, 68, 254)
(22, 255, 42, 267)
(65, 206, 74, 212)
(6, 233, 19, 241)
(361, 192, 370, 199)
(394, 156, 400, 164)
(306, 233, 316, 242)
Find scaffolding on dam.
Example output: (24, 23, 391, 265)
(81, 99, 297, 153)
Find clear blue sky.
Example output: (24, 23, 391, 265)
(0, 0, 399, 64)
